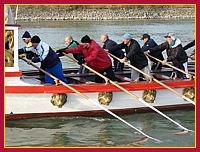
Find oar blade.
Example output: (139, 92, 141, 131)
(172, 129, 189, 135)
(127, 137, 149, 146)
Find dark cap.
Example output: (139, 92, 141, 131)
(31, 35, 41, 43)
(141, 33, 150, 40)
(81, 35, 91, 43)
(22, 31, 31, 38)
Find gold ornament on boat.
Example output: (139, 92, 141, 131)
(50, 94, 67, 108)
(142, 90, 157, 103)
(5, 30, 14, 67)
(182, 87, 195, 101)
(98, 92, 113, 105)
(5, 49, 14, 67)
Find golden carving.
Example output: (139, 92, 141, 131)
(51, 94, 67, 108)
(182, 87, 195, 101)
(142, 90, 156, 103)
(5, 30, 14, 67)
(98, 92, 113, 105)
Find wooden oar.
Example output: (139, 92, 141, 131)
(108, 53, 195, 106)
(146, 53, 195, 79)
(19, 56, 161, 143)
(63, 53, 192, 133)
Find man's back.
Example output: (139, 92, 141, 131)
(142, 38, 164, 62)
(103, 39, 124, 57)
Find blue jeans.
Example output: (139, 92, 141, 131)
(45, 61, 68, 84)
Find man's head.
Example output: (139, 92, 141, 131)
(141, 33, 150, 43)
(164, 33, 176, 45)
(100, 34, 108, 43)
(81, 35, 91, 48)
(65, 36, 73, 46)
(22, 31, 31, 44)
(31, 35, 41, 48)
(123, 33, 132, 45)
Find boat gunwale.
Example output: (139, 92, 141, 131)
(5, 79, 195, 94)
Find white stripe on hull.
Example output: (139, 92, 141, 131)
(5, 88, 190, 115)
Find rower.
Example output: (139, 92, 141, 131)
(18, 31, 46, 77)
(100, 34, 125, 72)
(56, 35, 118, 83)
(18, 31, 33, 59)
(19, 35, 68, 84)
(107, 33, 151, 82)
(57, 36, 88, 74)
(141, 33, 164, 71)
(145, 33, 188, 79)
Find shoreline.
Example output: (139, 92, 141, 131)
(12, 5, 195, 21)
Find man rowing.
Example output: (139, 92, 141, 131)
(18, 31, 47, 77)
(106, 33, 150, 82)
(141, 33, 164, 71)
(56, 35, 117, 83)
(100, 34, 125, 72)
(145, 33, 188, 79)
(57, 36, 88, 74)
(19, 35, 68, 84)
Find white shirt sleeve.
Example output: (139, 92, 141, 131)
(36, 42, 49, 61)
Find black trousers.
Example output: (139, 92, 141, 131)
(151, 62, 162, 70)
(173, 63, 187, 79)
(95, 66, 117, 83)
(113, 59, 124, 72)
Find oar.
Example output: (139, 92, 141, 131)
(108, 53, 195, 106)
(146, 53, 195, 79)
(19, 56, 161, 143)
(63, 53, 193, 133)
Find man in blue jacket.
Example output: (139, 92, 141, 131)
(18, 35, 68, 84)
(101, 34, 125, 72)
(141, 33, 164, 70)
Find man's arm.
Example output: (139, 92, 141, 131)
(108, 42, 125, 53)
(183, 40, 195, 50)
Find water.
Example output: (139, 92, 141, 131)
(6, 110, 195, 147)
(17, 19, 195, 71)
(5, 19, 195, 147)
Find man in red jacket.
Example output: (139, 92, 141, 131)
(57, 35, 117, 83)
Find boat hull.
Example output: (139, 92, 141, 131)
(5, 88, 195, 120)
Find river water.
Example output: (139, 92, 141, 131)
(5, 19, 195, 147)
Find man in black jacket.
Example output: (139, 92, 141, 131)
(148, 33, 188, 79)
(141, 33, 164, 70)
(108, 33, 150, 82)
(101, 34, 125, 72)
